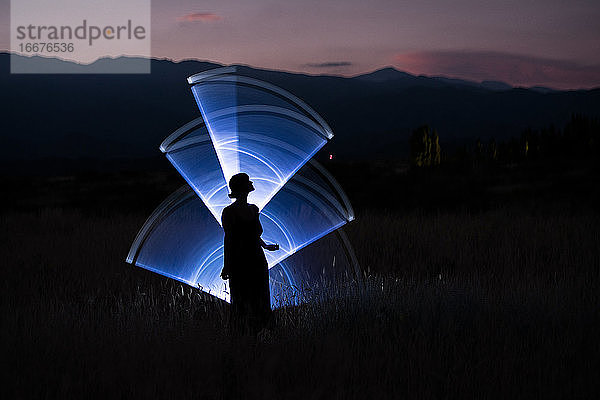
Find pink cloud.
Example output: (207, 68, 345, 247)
(177, 13, 222, 23)
(394, 51, 600, 90)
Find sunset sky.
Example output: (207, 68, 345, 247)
(2, 0, 599, 89)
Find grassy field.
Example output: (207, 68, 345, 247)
(2, 204, 599, 399)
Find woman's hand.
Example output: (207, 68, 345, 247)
(260, 239, 279, 251)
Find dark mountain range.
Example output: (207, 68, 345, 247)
(355, 67, 418, 83)
(356, 67, 517, 92)
(1, 53, 599, 166)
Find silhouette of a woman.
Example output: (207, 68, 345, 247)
(220, 173, 278, 334)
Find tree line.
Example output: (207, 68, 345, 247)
(409, 114, 599, 169)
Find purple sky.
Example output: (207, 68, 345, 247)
(2, 0, 599, 88)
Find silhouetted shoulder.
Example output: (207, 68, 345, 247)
(221, 204, 234, 226)
(250, 204, 259, 214)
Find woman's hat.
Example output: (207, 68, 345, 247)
(228, 173, 254, 198)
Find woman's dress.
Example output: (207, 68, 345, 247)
(221, 203, 271, 331)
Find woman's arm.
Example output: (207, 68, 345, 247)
(220, 208, 231, 280)
(255, 205, 278, 251)
(261, 239, 279, 251)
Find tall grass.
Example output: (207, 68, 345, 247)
(1, 208, 599, 399)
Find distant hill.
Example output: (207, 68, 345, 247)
(1, 53, 599, 165)
(355, 67, 419, 83)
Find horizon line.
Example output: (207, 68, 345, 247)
(3, 50, 600, 91)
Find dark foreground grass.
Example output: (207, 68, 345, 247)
(2, 208, 599, 399)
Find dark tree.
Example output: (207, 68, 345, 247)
(410, 125, 441, 167)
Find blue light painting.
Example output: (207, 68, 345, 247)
(127, 68, 357, 308)
(126, 176, 357, 306)
(186, 67, 333, 210)
(160, 117, 230, 223)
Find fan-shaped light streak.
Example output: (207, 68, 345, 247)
(160, 112, 333, 222)
(127, 68, 357, 307)
(126, 186, 222, 282)
(187, 68, 334, 139)
(126, 158, 354, 305)
(188, 68, 332, 209)
(161, 119, 229, 222)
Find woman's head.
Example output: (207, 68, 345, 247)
(228, 173, 255, 198)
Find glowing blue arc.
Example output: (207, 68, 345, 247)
(127, 69, 357, 307)
(160, 116, 207, 153)
(206, 105, 330, 141)
(188, 68, 332, 208)
(187, 68, 333, 139)
(126, 159, 355, 304)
